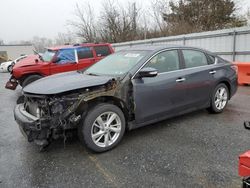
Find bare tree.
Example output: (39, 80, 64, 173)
(99, 0, 140, 43)
(0, 39, 3, 45)
(246, 8, 250, 26)
(32, 36, 53, 53)
(69, 3, 98, 42)
(54, 32, 75, 45)
(150, 0, 169, 34)
(68, 0, 170, 42)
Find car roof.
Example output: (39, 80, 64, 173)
(122, 44, 211, 54)
(47, 43, 111, 51)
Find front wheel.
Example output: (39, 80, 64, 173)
(21, 75, 42, 87)
(208, 83, 229, 113)
(78, 103, 126, 153)
(7, 65, 13, 72)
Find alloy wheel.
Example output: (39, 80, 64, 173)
(214, 87, 228, 110)
(91, 112, 122, 148)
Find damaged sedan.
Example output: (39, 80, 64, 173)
(14, 45, 238, 152)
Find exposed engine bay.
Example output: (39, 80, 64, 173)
(15, 78, 125, 150)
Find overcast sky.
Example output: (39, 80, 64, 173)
(0, 0, 249, 43)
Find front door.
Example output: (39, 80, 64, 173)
(132, 50, 190, 124)
(50, 48, 77, 74)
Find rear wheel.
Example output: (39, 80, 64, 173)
(208, 83, 229, 113)
(21, 75, 42, 87)
(78, 103, 126, 153)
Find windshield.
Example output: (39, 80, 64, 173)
(85, 50, 147, 76)
(42, 50, 56, 62)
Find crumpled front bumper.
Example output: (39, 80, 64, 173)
(14, 104, 48, 142)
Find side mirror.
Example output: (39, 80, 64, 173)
(137, 67, 158, 78)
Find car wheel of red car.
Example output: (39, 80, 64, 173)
(78, 103, 126, 153)
(22, 75, 42, 87)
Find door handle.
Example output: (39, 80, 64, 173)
(176, 78, 186, 83)
(209, 70, 216, 74)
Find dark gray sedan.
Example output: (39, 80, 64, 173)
(14, 45, 238, 152)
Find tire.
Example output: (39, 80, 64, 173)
(78, 103, 126, 153)
(7, 65, 13, 72)
(208, 83, 229, 113)
(22, 75, 42, 87)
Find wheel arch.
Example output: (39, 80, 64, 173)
(77, 96, 130, 123)
(19, 73, 43, 86)
(217, 80, 232, 99)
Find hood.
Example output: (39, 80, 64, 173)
(14, 55, 41, 68)
(23, 71, 115, 95)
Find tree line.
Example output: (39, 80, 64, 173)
(1, 0, 250, 52)
(70, 0, 249, 43)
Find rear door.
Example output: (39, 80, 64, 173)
(93, 46, 112, 62)
(132, 50, 190, 124)
(180, 49, 215, 107)
(50, 48, 77, 74)
(77, 47, 96, 70)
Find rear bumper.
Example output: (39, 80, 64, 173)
(0, 64, 7, 72)
(230, 77, 238, 99)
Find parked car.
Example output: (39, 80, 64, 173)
(5, 43, 114, 90)
(0, 55, 27, 73)
(14, 45, 238, 152)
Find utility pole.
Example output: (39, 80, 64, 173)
(132, 2, 137, 39)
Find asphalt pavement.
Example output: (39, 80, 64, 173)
(0, 72, 250, 188)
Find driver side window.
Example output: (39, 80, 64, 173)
(145, 50, 180, 73)
(56, 49, 76, 64)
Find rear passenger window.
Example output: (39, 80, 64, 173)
(182, 50, 208, 68)
(94, 46, 111, 57)
(207, 55, 215, 64)
(145, 50, 180, 73)
(77, 47, 93, 59)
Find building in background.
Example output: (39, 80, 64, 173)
(0, 44, 34, 63)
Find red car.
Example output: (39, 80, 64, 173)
(6, 43, 114, 90)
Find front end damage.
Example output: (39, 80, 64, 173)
(14, 79, 118, 149)
(14, 94, 82, 147)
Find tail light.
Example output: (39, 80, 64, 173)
(231, 64, 238, 75)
